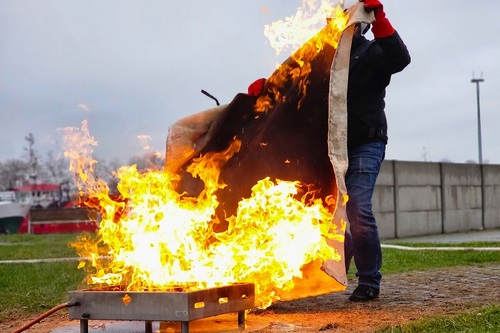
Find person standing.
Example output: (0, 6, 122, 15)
(344, 0, 411, 301)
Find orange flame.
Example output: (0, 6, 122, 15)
(256, 2, 347, 113)
(264, 1, 347, 56)
(62, 122, 345, 308)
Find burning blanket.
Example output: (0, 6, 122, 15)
(165, 4, 372, 303)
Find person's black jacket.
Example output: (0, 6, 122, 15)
(347, 31, 411, 148)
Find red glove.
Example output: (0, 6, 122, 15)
(247, 78, 266, 96)
(362, 0, 383, 12)
(359, 0, 394, 38)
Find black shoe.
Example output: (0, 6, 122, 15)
(348, 285, 379, 302)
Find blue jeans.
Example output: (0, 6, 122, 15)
(344, 141, 385, 289)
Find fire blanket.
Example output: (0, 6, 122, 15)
(165, 4, 373, 300)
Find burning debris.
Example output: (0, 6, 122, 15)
(60, 1, 372, 314)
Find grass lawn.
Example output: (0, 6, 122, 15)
(0, 233, 85, 321)
(376, 306, 500, 333)
(381, 241, 500, 275)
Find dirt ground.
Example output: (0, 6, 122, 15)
(5, 263, 500, 333)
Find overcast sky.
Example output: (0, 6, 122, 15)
(1, 0, 499, 166)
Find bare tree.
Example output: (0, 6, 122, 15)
(0, 134, 167, 197)
(128, 152, 165, 171)
(0, 159, 30, 190)
(24, 133, 38, 185)
(45, 150, 72, 184)
(0, 134, 72, 191)
(93, 158, 123, 195)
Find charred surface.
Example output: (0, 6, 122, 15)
(178, 42, 339, 232)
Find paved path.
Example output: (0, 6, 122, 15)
(384, 228, 500, 244)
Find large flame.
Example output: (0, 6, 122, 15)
(63, 1, 348, 310)
(256, 2, 347, 113)
(63, 122, 344, 308)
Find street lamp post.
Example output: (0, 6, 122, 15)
(471, 76, 484, 164)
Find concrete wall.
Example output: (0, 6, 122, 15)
(373, 160, 500, 239)
(483, 164, 500, 230)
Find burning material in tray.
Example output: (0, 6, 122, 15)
(68, 283, 255, 333)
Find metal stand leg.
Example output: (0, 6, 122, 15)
(181, 321, 189, 333)
(145, 321, 153, 333)
(238, 310, 246, 324)
(80, 319, 89, 333)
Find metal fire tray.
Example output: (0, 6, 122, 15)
(68, 283, 255, 333)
